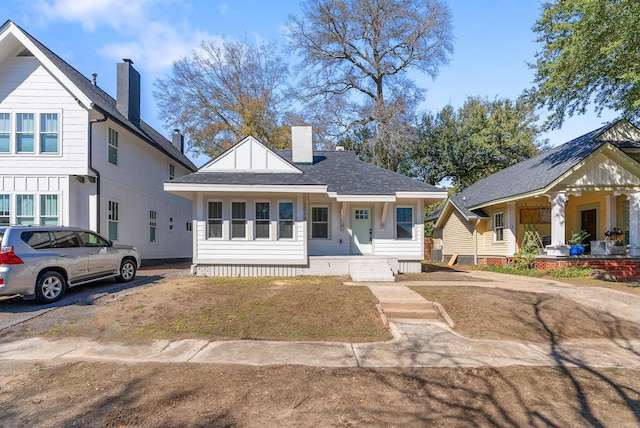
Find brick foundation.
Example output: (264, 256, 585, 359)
(476, 256, 640, 282)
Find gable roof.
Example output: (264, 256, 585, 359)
(169, 148, 446, 199)
(452, 120, 640, 211)
(0, 20, 196, 172)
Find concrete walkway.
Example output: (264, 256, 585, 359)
(1, 270, 640, 368)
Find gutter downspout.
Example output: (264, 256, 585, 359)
(473, 219, 481, 266)
(89, 116, 107, 233)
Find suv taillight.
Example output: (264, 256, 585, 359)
(0, 246, 24, 265)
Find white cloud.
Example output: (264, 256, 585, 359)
(219, 3, 229, 16)
(34, 0, 164, 32)
(31, 0, 220, 74)
(99, 23, 218, 72)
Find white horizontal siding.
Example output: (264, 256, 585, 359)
(374, 238, 423, 259)
(197, 239, 305, 262)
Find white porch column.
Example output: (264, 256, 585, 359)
(628, 192, 640, 256)
(546, 192, 570, 256)
(507, 202, 517, 256)
(605, 194, 616, 232)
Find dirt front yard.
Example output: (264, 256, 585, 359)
(2, 361, 640, 427)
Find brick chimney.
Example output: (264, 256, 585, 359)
(116, 59, 140, 126)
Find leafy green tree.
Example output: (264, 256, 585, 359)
(404, 96, 547, 190)
(154, 38, 291, 157)
(287, 0, 453, 171)
(529, 0, 640, 128)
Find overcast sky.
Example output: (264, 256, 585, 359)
(5, 0, 619, 166)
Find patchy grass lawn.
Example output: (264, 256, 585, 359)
(413, 286, 640, 342)
(29, 276, 391, 344)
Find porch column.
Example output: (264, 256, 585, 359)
(605, 194, 616, 232)
(628, 193, 640, 256)
(546, 192, 570, 256)
(507, 202, 516, 256)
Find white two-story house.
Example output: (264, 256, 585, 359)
(0, 20, 197, 263)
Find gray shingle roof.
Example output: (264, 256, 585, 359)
(453, 121, 620, 210)
(172, 150, 445, 195)
(2, 20, 196, 172)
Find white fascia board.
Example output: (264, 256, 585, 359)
(163, 183, 328, 194)
(333, 194, 397, 202)
(396, 191, 448, 199)
(8, 23, 93, 109)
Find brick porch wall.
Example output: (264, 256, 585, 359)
(476, 257, 640, 282)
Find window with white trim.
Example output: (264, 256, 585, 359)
(0, 113, 10, 153)
(169, 216, 174, 231)
(231, 202, 246, 238)
(278, 202, 294, 239)
(16, 113, 34, 153)
(40, 113, 59, 153)
(494, 212, 504, 242)
(0, 194, 9, 225)
(396, 207, 413, 239)
(255, 202, 270, 239)
(108, 128, 118, 165)
(311, 206, 329, 239)
(108, 200, 119, 241)
(169, 163, 175, 180)
(40, 194, 58, 225)
(16, 194, 34, 225)
(208, 201, 223, 238)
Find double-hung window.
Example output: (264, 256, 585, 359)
(231, 202, 246, 239)
(0, 113, 10, 153)
(208, 201, 223, 238)
(278, 202, 294, 239)
(255, 202, 270, 239)
(149, 210, 157, 243)
(494, 212, 504, 242)
(40, 195, 58, 225)
(108, 200, 119, 241)
(40, 113, 58, 153)
(16, 194, 34, 225)
(108, 128, 118, 165)
(16, 113, 34, 153)
(311, 206, 329, 239)
(0, 195, 10, 225)
(396, 207, 413, 239)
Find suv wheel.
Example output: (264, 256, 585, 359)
(36, 271, 66, 304)
(116, 259, 137, 283)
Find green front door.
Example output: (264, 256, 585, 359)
(351, 207, 372, 254)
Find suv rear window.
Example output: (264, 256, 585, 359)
(21, 231, 53, 249)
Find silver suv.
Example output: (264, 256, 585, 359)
(0, 226, 140, 303)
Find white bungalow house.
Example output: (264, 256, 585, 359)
(165, 126, 447, 280)
(430, 120, 640, 280)
(0, 20, 197, 263)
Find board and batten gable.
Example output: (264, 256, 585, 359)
(201, 136, 300, 173)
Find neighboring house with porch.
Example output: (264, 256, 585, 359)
(0, 20, 196, 262)
(164, 126, 447, 281)
(430, 119, 640, 279)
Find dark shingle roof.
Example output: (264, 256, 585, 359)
(2, 20, 196, 172)
(453, 121, 619, 209)
(172, 150, 445, 195)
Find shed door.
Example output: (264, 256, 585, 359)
(581, 209, 597, 253)
(351, 208, 372, 254)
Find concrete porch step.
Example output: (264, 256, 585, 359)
(349, 259, 395, 282)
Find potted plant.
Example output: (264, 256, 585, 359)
(609, 238, 628, 255)
(568, 230, 590, 255)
